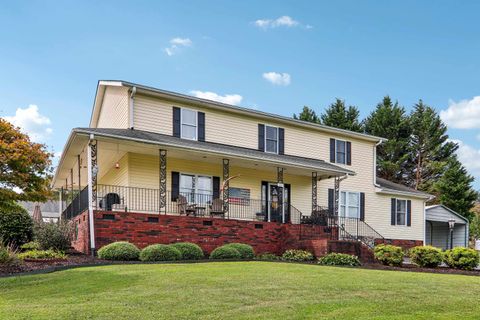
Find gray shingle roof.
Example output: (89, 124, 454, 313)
(74, 127, 355, 176)
(18, 201, 60, 218)
(376, 177, 431, 197)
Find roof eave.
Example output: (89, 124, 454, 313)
(376, 187, 433, 200)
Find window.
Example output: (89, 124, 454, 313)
(339, 191, 360, 218)
(336, 140, 346, 164)
(396, 199, 407, 226)
(181, 108, 197, 140)
(179, 173, 212, 203)
(265, 125, 278, 153)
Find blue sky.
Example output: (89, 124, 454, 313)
(1, 1, 479, 189)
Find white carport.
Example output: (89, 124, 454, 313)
(425, 205, 469, 250)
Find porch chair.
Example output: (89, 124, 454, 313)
(209, 198, 225, 219)
(177, 195, 197, 216)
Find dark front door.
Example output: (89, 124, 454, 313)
(266, 183, 290, 223)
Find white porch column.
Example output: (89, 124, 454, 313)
(87, 137, 97, 256)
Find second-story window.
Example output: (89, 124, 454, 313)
(181, 108, 197, 140)
(265, 125, 278, 153)
(336, 140, 346, 164)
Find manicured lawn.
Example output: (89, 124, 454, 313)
(1, 262, 480, 319)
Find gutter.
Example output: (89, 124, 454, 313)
(129, 86, 136, 129)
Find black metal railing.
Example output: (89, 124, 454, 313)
(92, 184, 303, 224)
(300, 207, 384, 248)
(62, 186, 88, 219)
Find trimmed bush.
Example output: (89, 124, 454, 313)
(374, 244, 404, 266)
(139, 244, 182, 262)
(20, 241, 41, 251)
(443, 247, 480, 271)
(170, 242, 204, 260)
(0, 202, 33, 247)
(18, 249, 66, 260)
(281, 249, 314, 262)
(34, 221, 73, 251)
(318, 253, 361, 266)
(256, 253, 280, 261)
(209, 245, 242, 260)
(97, 241, 140, 261)
(223, 243, 255, 259)
(408, 246, 443, 268)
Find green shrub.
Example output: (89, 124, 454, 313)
(0, 244, 19, 265)
(0, 202, 33, 247)
(256, 253, 280, 261)
(34, 221, 73, 251)
(209, 245, 242, 260)
(20, 241, 41, 251)
(318, 253, 361, 266)
(170, 242, 204, 260)
(374, 244, 404, 266)
(97, 241, 140, 261)
(223, 243, 255, 259)
(139, 244, 182, 262)
(443, 247, 480, 271)
(408, 246, 443, 268)
(281, 249, 314, 262)
(18, 249, 66, 260)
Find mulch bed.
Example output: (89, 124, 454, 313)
(2, 255, 479, 277)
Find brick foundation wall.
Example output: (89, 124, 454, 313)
(375, 238, 424, 250)
(71, 210, 90, 254)
(92, 210, 330, 256)
(327, 240, 375, 263)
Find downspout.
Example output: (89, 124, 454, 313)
(373, 139, 383, 187)
(129, 86, 136, 129)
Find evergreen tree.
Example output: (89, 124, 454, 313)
(293, 106, 320, 123)
(320, 98, 363, 132)
(363, 96, 411, 183)
(408, 100, 458, 191)
(434, 157, 477, 220)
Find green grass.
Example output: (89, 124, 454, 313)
(1, 262, 480, 319)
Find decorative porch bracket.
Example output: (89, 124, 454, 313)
(311, 172, 318, 212)
(90, 139, 98, 206)
(333, 175, 348, 216)
(277, 167, 284, 185)
(223, 159, 230, 216)
(277, 167, 285, 223)
(159, 149, 167, 214)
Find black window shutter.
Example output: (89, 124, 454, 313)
(407, 200, 412, 227)
(212, 176, 220, 199)
(391, 198, 396, 225)
(360, 192, 365, 221)
(258, 124, 265, 151)
(278, 128, 285, 155)
(328, 189, 334, 215)
(198, 112, 205, 142)
(330, 138, 336, 163)
(346, 141, 352, 165)
(173, 107, 181, 138)
(171, 172, 180, 201)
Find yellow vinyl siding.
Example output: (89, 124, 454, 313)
(96, 86, 129, 128)
(98, 153, 129, 186)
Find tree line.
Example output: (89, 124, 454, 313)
(293, 97, 478, 220)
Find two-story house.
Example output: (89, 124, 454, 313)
(53, 80, 431, 257)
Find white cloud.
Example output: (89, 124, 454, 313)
(440, 96, 480, 129)
(164, 37, 192, 56)
(190, 90, 243, 106)
(254, 16, 311, 29)
(477, 133, 480, 141)
(451, 139, 480, 178)
(3, 104, 52, 142)
(262, 72, 291, 86)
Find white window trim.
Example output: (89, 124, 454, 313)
(264, 124, 279, 154)
(335, 139, 347, 165)
(395, 199, 407, 226)
(339, 191, 360, 218)
(180, 108, 198, 141)
(179, 172, 213, 195)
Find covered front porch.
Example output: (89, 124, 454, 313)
(54, 128, 354, 225)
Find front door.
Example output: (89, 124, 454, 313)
(267, 183, 290, 223)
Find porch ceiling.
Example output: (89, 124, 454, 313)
(53, 127, 355, 188)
